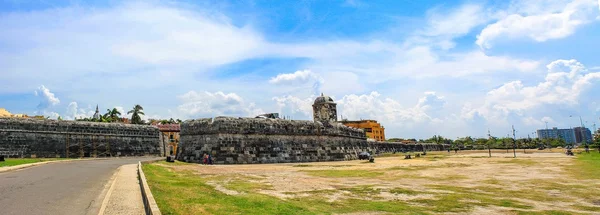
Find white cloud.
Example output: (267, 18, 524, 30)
(523, 116, 556, 126)
(64, 102, 94, 120)
(177, 91, 264, 118)
(268, 70, 325, 95)
(111, 3, 265, 65)
(417, 92, 446, 113)
(386, 50, 540, 79)
(272, 95, 315, 119)
(423, 4, 489, 38)
(406, 4, 492, 50)
(338, 91, 447, 124)
(269, 70, 321, 85)
(465, 59, 600, 121)
(34, 85, 60, 109)
(477, 0, 599, 49)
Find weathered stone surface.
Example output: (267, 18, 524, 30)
(178, 117, 448, 164)
(0, 117, 162, 158)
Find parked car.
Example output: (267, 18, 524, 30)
(358, 152, 371, 160)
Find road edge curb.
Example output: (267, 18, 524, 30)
(97, 165, 122, 215)
(138, 160, 162, 215)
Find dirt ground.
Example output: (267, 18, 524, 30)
(160, 150, 600, 214)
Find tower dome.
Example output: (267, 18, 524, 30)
(314, 93, 335, 104)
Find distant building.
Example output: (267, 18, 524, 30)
(573, 127, 592, 144)
(341, 119, 386, 141)
(0, 108, 11, 117)
(156, 124, 180, 156)
(256, 113, 280, 119)
(92, 105, 101, 121)
(0, 108, 28, 118)
(537, 127, 576, 144)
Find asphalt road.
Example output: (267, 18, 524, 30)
(0, 157, 159, 215)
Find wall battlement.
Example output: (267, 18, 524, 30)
(0, 117, 162, 158)
(181, 117, 366, 138)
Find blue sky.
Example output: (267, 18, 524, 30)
(1, 0, 600, 139)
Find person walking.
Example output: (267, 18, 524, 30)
(585, 144, 590, 153)
(208, 154, 213, 165)
(203, 153, 208, 165)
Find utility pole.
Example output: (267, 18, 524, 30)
(487, 129, 492, 157)
(512, 125, 517, 158)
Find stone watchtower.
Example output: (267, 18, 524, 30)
(313, 93, 337, 124)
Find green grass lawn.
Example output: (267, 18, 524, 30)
(0, 158, 68, 168)
(572, 152, 600, 180)
(143, 153, 600, 215)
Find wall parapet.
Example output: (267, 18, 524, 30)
(0, 117, 159, 137)
(181, 117, 366, 139)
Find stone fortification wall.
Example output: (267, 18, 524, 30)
(0, 117, 162, 158)
(178, 117, 449, 164)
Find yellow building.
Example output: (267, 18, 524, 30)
(0, 108, 29, 118)
(0, 108, 11, 117)
(156, 124, 180, 156)
(341, 120, 386, 141)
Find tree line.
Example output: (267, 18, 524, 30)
(388, 134, 600, 151)
(73, 104, 181, 125)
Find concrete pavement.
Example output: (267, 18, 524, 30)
(101, 164, 145, 215)
(0, 157, 158, 215)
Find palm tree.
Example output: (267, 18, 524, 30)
(127, 104, 145, 124)
(107, 108, 121, 122)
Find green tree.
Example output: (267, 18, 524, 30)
(103, 108, 122, 122)
(100, 115, 111, 123)
(127, 104, 145, 124)
(474, 138, 487, 150)
(592, 133, 600, 152)
(549, 138, 566, 148)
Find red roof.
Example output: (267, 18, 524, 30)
(155, 124, 180, 132)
